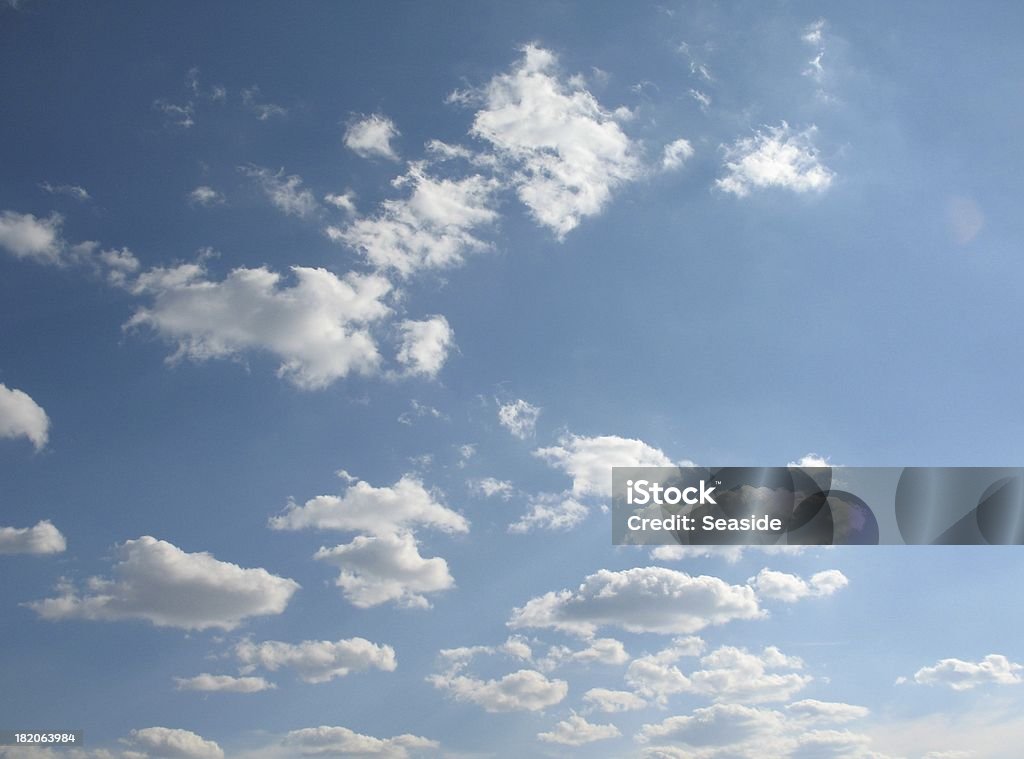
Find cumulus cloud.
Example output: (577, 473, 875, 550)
(395, 315, 454, 378)
(717, 123, 833, 197)
(331, 163, 499, 277)
(905, 654, 1023, 691)
(269, 474, 467, 536)
(788, 452, 834, 468)
(26, 536, 299, 630)
(538, 712, 621, 746)
(509, 566, 762, 637)
(235, 637, 396, 684)
(0, 384, 50, 450)
(751, 568, 848, 602)
(537, 637, 631, 671)
(173, 673, 275, 693)
(535, 434, 674, 498)
(281, 726, 437, 758)
(636, 703, 785, 748)
(188, 186, 224, 207)
(0, 210, 65, 264)
(686, 645, 810, 704)
(786, 699, 869, 724)
(661, 139, 695, 171)
(126, 263, 392, 389)
(126, 727, 223, 759)
(509, 493, 588, 533)
(429, 667, 567, 712)
(462, 45, 642, 237)
(497, 399, 540, 439)
(315, 532, 456, 609)
(324, 191, 357, 214)
(240, 165, 318, 217)
(0, 520, 66, 555)
(344, 114, 400, 161)
(583, 687, 647, 713)
(469, 477, 514, 499)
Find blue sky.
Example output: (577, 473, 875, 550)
(2, 2, 1024, 757)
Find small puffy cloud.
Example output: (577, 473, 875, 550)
(635, 703, 785, 748)
(509, 566, 762, 637)
(535, 434, 673, 498)
(395, 315, 454, 378)
(0, 210, 64, 264)
(717, 123, 833, 197)
(126, 727, 223, 759)
(661, 139, 695, 171)
(470, 477, 514, 499)
(583, 688, 647, 713)
(0, 520, 66, 555)
(429, 667, 567, 712)
(269, 474, 467, 537)
(509, 493, 588, 533)
(344, 114, 400, 161)
(332, 163, 499, 277)
(651, 545, 747, 564)
(324, 191, 357, 214)
(786, 699, 869, 724)
(239, 165, 318, 217)
(173, 673, 275, 693)
(188, 186, 224, 207)
(241, 86, 287, 121)
(497, 399, 540, 440)
(39, 182, 90, 201)
(26, 536, 299, 630)
(464, 45, 642, 237)
(126, 263, 392, 390)
(538, 637, 631, 671)
(788, 452, 834, 468)
(0, 384, 50, 450)
(751, 569, 848, 603)
(281, 726, 437, 758)
(686, 645, 810, 704)
(538, 712, 621, 746)
(235, 637, 396, 684)
(907, 654, 1023, 691)
(315, 532, 456, 609)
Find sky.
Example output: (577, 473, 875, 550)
(2, 1, 1024, 757)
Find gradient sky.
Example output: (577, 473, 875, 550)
(2, 2, 1024, 758)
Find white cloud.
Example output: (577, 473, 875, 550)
(788, 452, 834, 468)
(395, 315, 454, 378)
(188, 186, 224, 207)
(538, 712, 621, 746)
(280, 726, 437, 758)
(332, 163, 499, 277)
(235, 637, 396, 684)
(651, 545, 747, 563)
(464, 45, 642, 237)
(497, 399, 540, 439)
(636, 703, 789, 754)
(717, 123, 833, 197)
(126, 727, 223, 759)
(0, 520, 66, 555)
(661, 139, 695, 171)
(324, 191, 357, 214)
(240, 165, 318, 217)
(344, 114, 400, 161)
(509, 493, 588, 533)
(751, 569, 848, 602)
(153, 100, 195, 128)
(583, 687, 647, 713)
(0, 210, 64, 264)
(39, 182, 90, 201)
(241, 86, 287, 121)
(686, 645, 810, 704)
(26, 536, 299, 630)
(126, 263, 392, 390)
(786, 700, 869, 724)
(0, 383, 50, 450)
(470, 477, 514, 499)
(429, 667, 567, 712)
(534, 434, 673, 498)
(173, 673, 275, 693)
(537, 637, 631, 671)
(689, 89, 711, 111)
(314, 532, 456, 609)
(269, 474, 467, 537)
(397, 399, 447, 425)
(907, 654, 1023, 691)
(509, 566, 762, 637)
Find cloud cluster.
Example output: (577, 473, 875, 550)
(0, 520, 66, 555)
(235, 636, 396, 683)
(537, 712, 621, 746)
(751, 568, 849, 602)
(127, 727, 223, 759)
(535, 434, 674, 498)
(717, 123, 833, 197)
(904, 654, 1023, 691)
(26, 536, 299, 630)
(280, 726, 437, 758)
(497, 399, 540, 439)
(173, 673, 275, 693)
